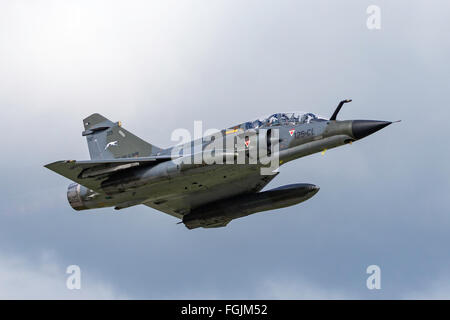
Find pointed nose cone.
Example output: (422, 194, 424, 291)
(352, 120, 392, 140)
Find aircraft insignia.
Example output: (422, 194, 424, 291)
(105, 141, 118, 150)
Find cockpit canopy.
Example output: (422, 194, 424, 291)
(235, 112, 327, 131)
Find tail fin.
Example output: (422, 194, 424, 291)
(82, 113, 162, 160)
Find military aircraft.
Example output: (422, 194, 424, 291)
(45, 100, 394, 229)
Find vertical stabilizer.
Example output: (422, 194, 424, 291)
(82, 113, 162, 160)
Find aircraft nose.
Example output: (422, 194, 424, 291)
(352, 120, 392, 140)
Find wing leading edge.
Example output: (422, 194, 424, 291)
(44, 156, 174, 192)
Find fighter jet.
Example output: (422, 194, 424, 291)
(45, 100, 394, 229)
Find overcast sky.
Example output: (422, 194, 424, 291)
(0, 0, 449, 299)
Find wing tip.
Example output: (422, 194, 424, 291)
(43, 160, 76, 169)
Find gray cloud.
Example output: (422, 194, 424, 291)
(0, 0, 449, 299)
(0, 250, 126, 299)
